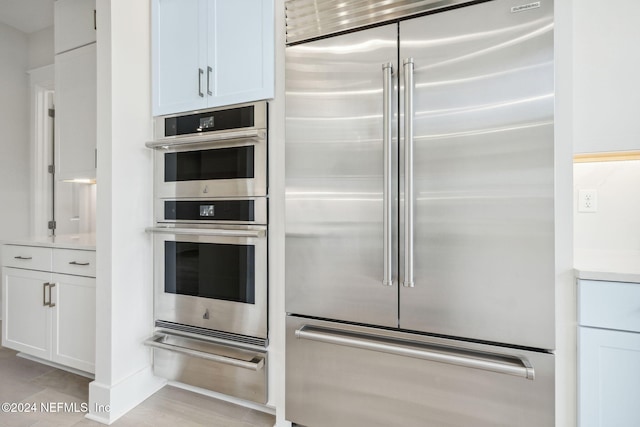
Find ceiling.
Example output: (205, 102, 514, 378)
(0, 0, 53, 34)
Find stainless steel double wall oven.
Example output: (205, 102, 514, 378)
(145, 101, 268, 404)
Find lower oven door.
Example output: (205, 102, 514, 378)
(150, 226, 267, 339)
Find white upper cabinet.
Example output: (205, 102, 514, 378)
(54, 0, 97, 181)
(152, 0, 274, 116)
(573, 1, 640, 154)
(55, 43, 97, 181)
(54, 0, 97, 54)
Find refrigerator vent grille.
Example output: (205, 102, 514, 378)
(285, 0, 479, 44)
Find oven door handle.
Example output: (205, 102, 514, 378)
(146, 227, 266, 238)
(145, 129, 266, 149)
(145, 334, 265, 371)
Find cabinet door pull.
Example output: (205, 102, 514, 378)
(207, 66, 213, 95)
(69, 261, 90, 266)
(48, 283, 56, 308)
(14, 256, 33, 260)
(43, 282, 49, 306)
(198, 68, 204, 97)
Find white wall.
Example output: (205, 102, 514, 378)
(88, 0, 164, 423)
(555, 2, 576, 427)
(574, 160, 640, 255)
(270, 0, 287, 425)
(28, 26, 55, 70)
(0, 23, 30, 240)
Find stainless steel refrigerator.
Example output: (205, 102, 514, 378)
(285, 0, 555, 425)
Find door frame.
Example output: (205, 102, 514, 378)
(28, 65, 55, 238)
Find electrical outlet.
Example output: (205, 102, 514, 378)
(578, 189, 598, 213)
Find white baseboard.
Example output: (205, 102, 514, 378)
(86, 367, 166, 425)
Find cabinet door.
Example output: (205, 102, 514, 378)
(1, 268, 51, 360)
(152, 0, 208, 116)
(579, 327, 640, 427)
(54, 0, 97, 54)
(209, 0, 274, 107)
(50, 274, 96, 373)
(55, 43, 97, 181)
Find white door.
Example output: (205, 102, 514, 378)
(54, 0, 97, 54)
(579, 327, 640, 427)
(51, 273, 96, 373)
(152, 0, 208, 115)
(2, 268, 52, 360)
(55, 43, 97, 181)
(210, 0, 274, 107)
(397, 0, 555, 349)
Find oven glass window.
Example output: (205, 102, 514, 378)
(164, 241, 255, 304)
(164, 146, 254, 182)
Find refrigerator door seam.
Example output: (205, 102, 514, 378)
(402, 57, 415, 288)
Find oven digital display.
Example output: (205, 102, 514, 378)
(164, 105, 255, 137)
(164, 200, 255, 222)
(164, 241, 256, 304)
(198, 116, 215, 130)
(200, 205, 215, 217)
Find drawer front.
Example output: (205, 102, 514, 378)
(52, 249, 96, 277)
(286, 316, 554, 427)
(2, 245, 52, 271)
(146, 333, 267, 404)
(579, 279, 640, 333)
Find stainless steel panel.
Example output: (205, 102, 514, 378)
(285, 24, 398, 327)
(398, 0, 555, 349)
(286, 316, 554, 427)
(285, 0, 480, 44)
(148, 332, 267, 404)
(152, 226, 268, 339)
(153, 133, 267, 199)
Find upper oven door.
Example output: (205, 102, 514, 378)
(150, 225, 268, 339)
(154, 132, 267, 198)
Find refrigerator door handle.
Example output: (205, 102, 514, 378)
(402, 58, 415, 288)
(382, 62, 394, 287)
(296, 325, 535, 380)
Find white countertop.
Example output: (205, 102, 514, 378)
(574, 249, 640, 283)
(2, 233, 96, 251)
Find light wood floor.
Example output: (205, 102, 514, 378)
(0, 322, 275, 427)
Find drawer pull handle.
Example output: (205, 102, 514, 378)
(14, 256, 33, 260)
(144, 334, 265, 371)
(296, 325, 535, 380)
(69, 261, 91, 266)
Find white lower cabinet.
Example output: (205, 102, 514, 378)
(3, 269, 51, 361)
(578, 279, 640, 427)
(579, 327, 640, 427)
(1, 245, 96, 374)
(51, 273, 95, 373)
